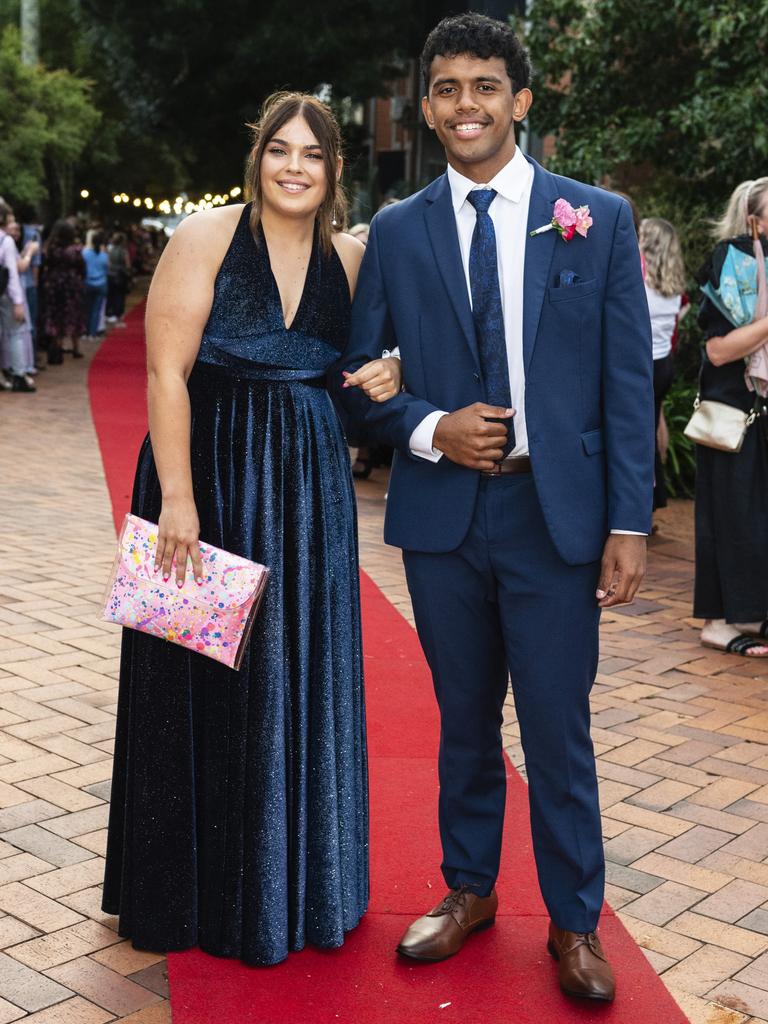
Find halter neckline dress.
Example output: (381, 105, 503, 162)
(103, 205, 369, 966)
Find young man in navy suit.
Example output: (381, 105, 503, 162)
(338, 13, 653, 1001)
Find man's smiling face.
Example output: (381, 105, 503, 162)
(422, 53, 532, 183)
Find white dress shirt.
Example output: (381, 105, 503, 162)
(409, 147, 533, 461)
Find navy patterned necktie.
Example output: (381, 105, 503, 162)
(466, 188, 515, 456)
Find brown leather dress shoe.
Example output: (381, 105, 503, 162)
(396, 886, 498, 962)
(547, 923, 616, 1001)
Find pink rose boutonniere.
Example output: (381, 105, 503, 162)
(531, 198, 593, 241)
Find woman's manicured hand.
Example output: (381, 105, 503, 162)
(342, 356, 402, 402)
(155, 497, 204, 588)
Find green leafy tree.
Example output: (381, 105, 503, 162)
(0, 23, 99, 208)
(0, 25, 48, 202)
(519, 0, 768, 496)
(1, 0, 425, 201)
(38, 63, 101, 211)
(73, 0, 423, 190)
(521, 0, 768, 213)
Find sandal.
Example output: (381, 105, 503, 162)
(702, 634, 768, 657)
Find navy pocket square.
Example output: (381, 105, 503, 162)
(556, 270, 580, 287)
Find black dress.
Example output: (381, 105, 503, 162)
(102, 206, 369, 965)
(693, 239, 768, 622)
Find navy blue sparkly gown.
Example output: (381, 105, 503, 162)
(103, 205, 369, 966)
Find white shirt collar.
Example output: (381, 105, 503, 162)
(446, 147, 532, 214)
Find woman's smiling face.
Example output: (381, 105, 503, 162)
(259, 115, 329, 219)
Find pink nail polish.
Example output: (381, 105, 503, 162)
(176, 580, 183, 589)
(596, 589, 607, 599)
(196, 577, 204, 586)
(163, 575, 170, 583)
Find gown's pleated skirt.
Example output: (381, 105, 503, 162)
(102, 363, 369, 966)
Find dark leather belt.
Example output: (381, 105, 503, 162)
(481, 456, 532, 476)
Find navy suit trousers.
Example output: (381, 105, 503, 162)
(402, 471, 605, 932)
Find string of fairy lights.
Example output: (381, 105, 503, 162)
(77, 186, 243, 216)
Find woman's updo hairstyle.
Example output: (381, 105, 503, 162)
(244, 91, 347, 254)
(712, 177, 768, 242)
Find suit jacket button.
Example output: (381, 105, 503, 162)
(473, 372, 480, 382)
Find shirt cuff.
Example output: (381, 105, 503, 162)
(610, 530, 648, 536)
(383, 347, 400, 359)
(409, 410, 449, 462)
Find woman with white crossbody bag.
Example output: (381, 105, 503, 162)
(688, 178, 768, 656)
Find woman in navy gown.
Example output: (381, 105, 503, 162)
(102, 92, 401, 965)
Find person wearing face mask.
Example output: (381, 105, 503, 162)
(695, 178, 768, 657)
(103, 92, 401, 966)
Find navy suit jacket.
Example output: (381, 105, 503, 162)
(333, 156, 654, 565)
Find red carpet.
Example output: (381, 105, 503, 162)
(88, 306, 149, 532)
(89, 302, 690, 1024)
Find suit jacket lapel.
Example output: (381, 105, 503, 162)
(523, 159, 559, 375)
(423, 175, 479, 366)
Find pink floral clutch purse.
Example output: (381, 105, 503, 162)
(102, 514, 269, 671)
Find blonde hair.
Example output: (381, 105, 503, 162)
(244, 91, 347, 255)
(639, 218, 687, 297)
(711, 177, 768, 242)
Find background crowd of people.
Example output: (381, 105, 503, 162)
(593, 180, 768, 658)
(0, 199, 164, 391)
(1, 174, 766, 657)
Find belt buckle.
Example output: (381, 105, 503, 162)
(483, 462, 503, 477)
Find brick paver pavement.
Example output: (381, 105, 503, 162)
(0, 321, 169, 1024)
(1, 325, 767, 1024)
(358, 471, 768, 1024)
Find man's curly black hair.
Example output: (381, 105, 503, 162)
(420, 12, 532, 95)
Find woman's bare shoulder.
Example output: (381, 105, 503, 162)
(332, 230, 365, 262)
(331, 231, 366, 295)
(172, 203, 245, 243)
(160, 204, 245, 271)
